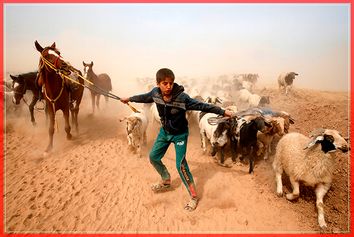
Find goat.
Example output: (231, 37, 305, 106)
(120, 110, 149, 157)
(199, 113, 231, 166)
(272, 128, 349, 228)
(278, 72, 299, 95)
(230, 115, 272, 173)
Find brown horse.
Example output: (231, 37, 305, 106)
(35, 40, 84, 154)
(82, 61, 112, 114)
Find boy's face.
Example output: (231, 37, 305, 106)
(157, 77, 174, 96)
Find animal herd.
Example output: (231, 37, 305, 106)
(5, 41, 349, 230)
(120, 72, 349, 229)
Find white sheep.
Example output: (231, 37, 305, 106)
(272, 128, 349, 228)
(199, 113, 230, 165)
(120, 110, 149, 157)
(278, 72, 299, 95)
(238, 89, 270, 108)
(248, 94, 270, 108)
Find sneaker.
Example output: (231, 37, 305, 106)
(184, 197, 198, 211)
(151, 182, 171, 193)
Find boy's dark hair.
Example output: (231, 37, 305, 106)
(156, 68, 175, 83)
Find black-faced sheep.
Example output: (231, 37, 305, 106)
(199, 113, 231, 166)
(272, 128, 349, 228)
(230, 115, 272, 173)
(278, 72, 299, 95)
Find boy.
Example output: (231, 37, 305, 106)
(120, 68, 234, 211)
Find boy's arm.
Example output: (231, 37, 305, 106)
(185, 95, 225, 115)
(121, 90, 154, 104)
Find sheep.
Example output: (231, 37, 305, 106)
(245, 107, 295, 133)
(238, 89, 270, 108)
(256, 116, 285, 160)
(248, 94, 270, 108)
(230, 115, 272, 173)
(272, 128, 349, 228)
(199, 113, 231, 166)
(242, 80, 254, 92)
(120, 110, 149, 157)
(278, 72, 299, 95)
(238, 89, 252, 104)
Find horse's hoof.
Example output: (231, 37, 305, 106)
(67, 134, 72, 140)
(32, 122, 37, 126)
(43, 151, 50, 158)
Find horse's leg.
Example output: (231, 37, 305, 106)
(63, 108, 72, 140)
(45, 106, 55, 153)
(29, 95, 38, 126)
(91, 91, 95, 114)
(96, 94, 101, 110)
(45, 102, 49, 127)
(71, 106, 79, 133)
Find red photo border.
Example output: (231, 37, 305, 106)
(1, 1, 352, 237)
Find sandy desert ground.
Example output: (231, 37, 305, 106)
(3, 84, 351, 234)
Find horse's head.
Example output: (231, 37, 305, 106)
(35, 40, 71, 77)
(82, 61, 94, 76)
(10, 74, 26, 104)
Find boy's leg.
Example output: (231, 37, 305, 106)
(173, 132, 198, 210)
(149, 128, 171, 184)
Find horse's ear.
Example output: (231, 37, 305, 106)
(83, 61, 86, 66)
(10, 75, 16, 81)
(35, 40, 43, 52)
(90, 61, 93, 66)
(51, 42, 56, 48)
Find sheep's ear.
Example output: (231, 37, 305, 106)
(304, 136, 324, 150)
(289, 117, 295, 124)
(216, 97, 223, 104)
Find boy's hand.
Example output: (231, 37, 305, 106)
(224, 109, 235, 117)
(120, 97, 130, 104)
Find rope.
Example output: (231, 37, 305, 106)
(40, 53, 140, 113)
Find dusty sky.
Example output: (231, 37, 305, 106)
(4, 3, 350, 94)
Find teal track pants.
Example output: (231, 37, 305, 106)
(149, 127, 197, 198)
